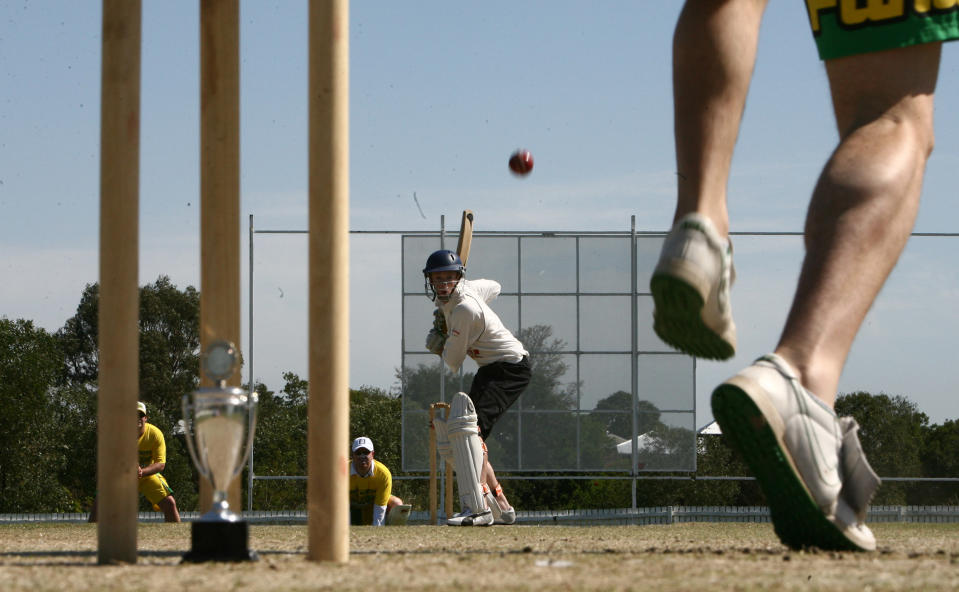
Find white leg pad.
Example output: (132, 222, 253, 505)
(432, 416, 453, 464)
(447, 392, 492, 526)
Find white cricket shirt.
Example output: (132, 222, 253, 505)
(437, 279, 528, 373)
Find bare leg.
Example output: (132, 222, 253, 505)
(481, 454, 510, 511)
(672, 0, 768, 236)
(158, 496, 181, 523)
(775, 44, 940, 405)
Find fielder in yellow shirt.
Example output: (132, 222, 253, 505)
(348, 436, 404, 526)
(89, 401, 181, 523)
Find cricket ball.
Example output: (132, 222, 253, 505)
(508, 149, 534, 176)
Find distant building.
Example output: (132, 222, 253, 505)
(697, 421, 722, 436)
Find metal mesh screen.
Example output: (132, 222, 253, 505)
(401, 233, 696, 473)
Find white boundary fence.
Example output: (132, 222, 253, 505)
(4, 506, 958, 525)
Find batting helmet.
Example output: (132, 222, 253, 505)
(423, 249, 465, 302)
(422, 249, 465, 276)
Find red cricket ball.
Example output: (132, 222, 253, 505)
(508, 149, 534, 176)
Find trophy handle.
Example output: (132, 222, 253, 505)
(231, 392, 259, 482)
(181, 393, 213, 482)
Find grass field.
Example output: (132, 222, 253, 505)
(1, 522, 957, 591)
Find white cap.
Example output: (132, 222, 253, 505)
(137, 401, 147, 415)
(351, 436, 374, 453)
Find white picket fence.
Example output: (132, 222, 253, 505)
(2, 505, 958, 525)
(502, 505, 959, 526)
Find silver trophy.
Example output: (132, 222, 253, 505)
(181, 340, 258, 562)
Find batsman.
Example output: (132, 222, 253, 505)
(424, 223, 530, 526)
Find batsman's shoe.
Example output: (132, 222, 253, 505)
(487, 485, 517, 525)
(486, 492, 516, 525)
(650, 213, 736, 360)
(711, 353, 880, 551)
(446, 507, 493, 527)
(494, 507, 516, 525)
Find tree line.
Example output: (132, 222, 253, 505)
(0, 276, 956, 514)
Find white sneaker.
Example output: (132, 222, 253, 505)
(494, 507, 516, 525)
(446, 507, 493, 527)
(486, 492, 516, 525)
(650, 213, 736, 360)
(711, 353, 880, 551)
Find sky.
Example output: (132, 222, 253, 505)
(2, 1, 958, 427)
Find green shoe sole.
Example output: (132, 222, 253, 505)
(711, 382, 867, 551)
(650, 274, 734, 361)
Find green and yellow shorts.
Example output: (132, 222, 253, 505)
(138, 473, 174, 506)
(806, 1, 959, 60)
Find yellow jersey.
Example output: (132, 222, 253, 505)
(349, 459, 392, 525)
(138, 422, 166, 467)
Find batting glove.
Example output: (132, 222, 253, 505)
(432, 308, 448, 335)
(425, 328, 447, 355)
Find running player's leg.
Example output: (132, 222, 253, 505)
(672, 0, 768, 235)
(776, 43, 939, 403)
(712, 44, 939, 552)
(652, 0, 768, 359)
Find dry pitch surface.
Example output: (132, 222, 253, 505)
(1, 522, 957, 591)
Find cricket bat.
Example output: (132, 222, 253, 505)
(455, 210, 474, 266)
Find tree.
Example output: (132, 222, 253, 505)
(0, 319, 74, 511)
(347, 385, 425, 508)
(920, 419, 959, 504)
(136, 276, 202, 510)
(516, 325, 577, 411)
(350, 385, 401, 471)
(396, 358, 474, 414)
(248, 375, 307, 510)
(55, 276, 202, 511)
(684, 432, 749, 505)
(591, 390, 661, 439)
(835, 391, 927, 504)
(58, 282, 99, 385)
(245, 375, 428, 511)
(53, 381, 98, 511)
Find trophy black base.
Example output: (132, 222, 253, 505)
(182, 521, 259, 563)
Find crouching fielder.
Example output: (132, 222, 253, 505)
(424, 249, 531, 526)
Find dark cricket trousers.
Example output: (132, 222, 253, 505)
(468, 355, 531, 441)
